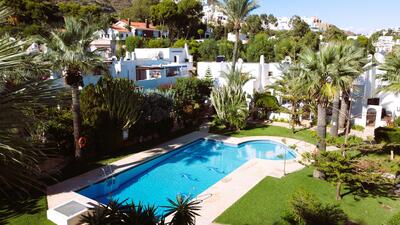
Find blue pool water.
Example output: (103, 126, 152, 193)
(78, 139, 295, 214)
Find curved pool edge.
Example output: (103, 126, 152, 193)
(46, 131, 316, 225)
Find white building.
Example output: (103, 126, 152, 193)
(352, 66, 400, 128)
(373, 36, 400, 55)
(227, 32, 249, 44)
(201, 4, 228, 25)
(267, 16, 329, 32)
(198, 55, 400, 128)
(197, 56, 287, 97)
(90, 19, 165, 59)
(84, 46, 193, 89)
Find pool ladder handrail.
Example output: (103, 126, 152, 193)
(195, 193, 213, 203)
(101, 164, 115, 196)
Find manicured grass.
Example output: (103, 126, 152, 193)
(0, 197, 53, 225)
(213, 124, 317, 144)
(215, 167, 400, 225)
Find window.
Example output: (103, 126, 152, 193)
(136, 68, 147, 81)
(166, 67, 179, 77)
(268, 71, 273, 77)
(367, 98, 380, 106)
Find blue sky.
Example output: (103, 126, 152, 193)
(255, 0, 400, 34)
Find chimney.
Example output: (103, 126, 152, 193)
(145, 19, 149, 28)
(127, 18, 131, 26)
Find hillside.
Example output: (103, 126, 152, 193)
(51, 0, 133, 12)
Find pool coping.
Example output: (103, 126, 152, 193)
(46, 131, 316, 224)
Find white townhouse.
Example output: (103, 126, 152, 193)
(197, 54, 400, 128)
(84, 45, 193, 89)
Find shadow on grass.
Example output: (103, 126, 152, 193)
(0, 193, 44, 225)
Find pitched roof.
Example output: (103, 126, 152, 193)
(119, 19, 158, 30)
(111, 24, 129, 32)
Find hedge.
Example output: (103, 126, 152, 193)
(374, 127, 400, 144)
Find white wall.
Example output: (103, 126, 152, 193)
(134, 48, 188, 63)
(197, 61, 284, 96)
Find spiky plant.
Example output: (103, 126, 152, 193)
(164, 194, 201, 225)
(211, 68, 251, 130)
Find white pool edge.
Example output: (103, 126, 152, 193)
(46, 132, 315, 225)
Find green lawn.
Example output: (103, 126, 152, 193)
(215, 167, 400, 225)
(0, 197, 53, 225)
(213, 124, 317, 144)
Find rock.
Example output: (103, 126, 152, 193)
(313, 169, 325, 179)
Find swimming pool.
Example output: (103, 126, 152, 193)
(78, 138, 296, 214)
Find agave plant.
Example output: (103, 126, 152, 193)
(80, 199, 161, 225)
(164, 194, 201, 225)
(95, 77, 143, 130)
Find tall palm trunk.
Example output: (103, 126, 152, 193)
(71, 86, 82, 159)
(232, 28, 240, 72)
(317, 102, 327, 151)
(291, 99, 297, 133)
(330, 93, 340, 137)
(339, 90, 349, 128)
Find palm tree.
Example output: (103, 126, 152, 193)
(0, 5, 64, 196)
(219, 0, 259, 71)
(299, 45, 343, 151)
(378, 48, 400, 94)
(329, 43, 366, 137)
(164, 194, 201, 225)
(269, 63, 305, 133)
(45, 17, 104, 159)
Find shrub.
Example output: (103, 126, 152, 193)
(144, 38, 170, 48)
(252, 92, 280, 120)
(41, 108, 74, 154)
(130, 90, 174, 141)
(282, 190, 348, 225)
(172, 77, 213, 128)
(351, 124, 365, 131)
(375, 127, 400, 144)
(80, 78, 142, 154)
(387, 211, 400, 225)
(394, 117, 400, 128)
(326, 135, 364, 147)
(125, 36, 142, 52)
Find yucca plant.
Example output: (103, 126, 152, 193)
(95, 77, 142, 130)
(211, 69, 251, 130)
(164, 194, 201, 225)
